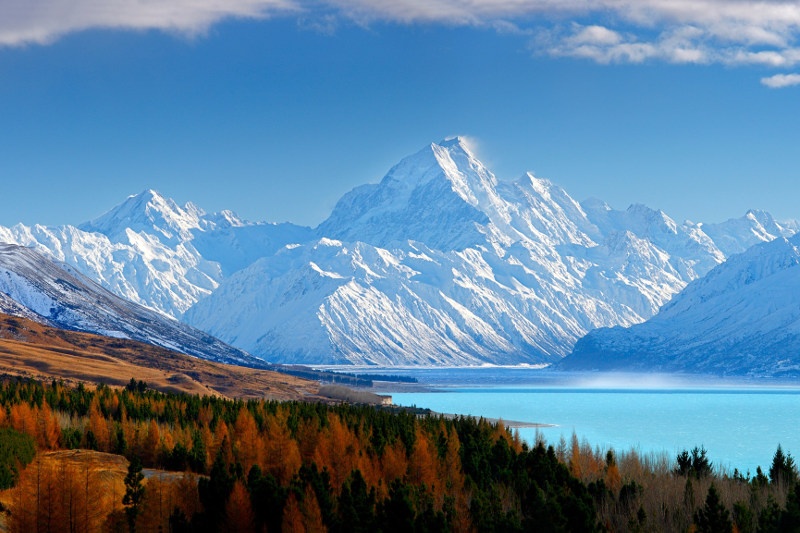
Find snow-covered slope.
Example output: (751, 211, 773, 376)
(0, 189, 313, 317)
(0, 243, 257, 365)
(183, 237, 632, 365)
(700, 209, 796, 257)
(185, 138, 790, 365)
(1, 139, 794, 366)
(560, 234, 800, 376)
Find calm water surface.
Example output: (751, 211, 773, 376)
(359, 368, 800, 475)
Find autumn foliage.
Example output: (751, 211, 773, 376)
(0, 377, 579, 531)
(0, 377, 796, 532)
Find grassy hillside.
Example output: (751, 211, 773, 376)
(0, 313, 319, 400)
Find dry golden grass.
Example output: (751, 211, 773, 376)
(0, 313, 319, 401)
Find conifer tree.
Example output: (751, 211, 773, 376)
(123, 456, 146, 533)
(694, 484, 732, 533)
(769, 444, 797, 488)
(675, 446, 712, 479)
(779, 486, 800, 532)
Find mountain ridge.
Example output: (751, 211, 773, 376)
(184, 139, 795, 365)
(0, 243, 258, 366)
(1, 137, 796, 366)
(560, 234, 800, 375)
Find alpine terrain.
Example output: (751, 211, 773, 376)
(0, 243, 257, 365)
(0, 138, 795, 366)
(182, 139, 795, 365)
(560, 233, 800, 376)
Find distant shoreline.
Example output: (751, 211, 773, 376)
(435, 412, 555, 429)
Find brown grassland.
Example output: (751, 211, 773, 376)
(0, 313, 319, 401)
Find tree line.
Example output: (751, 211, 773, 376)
(0, 376, 796, 532)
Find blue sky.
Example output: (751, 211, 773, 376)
(1, 1, 800, 228)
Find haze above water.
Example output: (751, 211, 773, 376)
(353, 368, 800, 476)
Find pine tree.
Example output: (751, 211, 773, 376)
(122, 456, 146, 533)
(769, 444, 797, 488)
(675, 446, 713, 479)
(694, 484, 732, 533)
(779, 486, 800, 532)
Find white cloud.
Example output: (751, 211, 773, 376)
(761, 73, 800, 88)
(546, 23, 710, 65)
(0, 0, 295, 46)
(319, 0, 586, 25)
(570, 25, 622, 46)
(669, 47, 707, 63)
(4, 0, 800, 77)
(323, 0, 800, 69)
(448, 134, 482, 156)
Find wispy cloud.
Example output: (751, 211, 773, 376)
(542, 23, 714, 65)
(761, 73, 800, 88)
(3, 0, 800, 75)
(0, 0, 294, 46)
(327, 0, 800, 69)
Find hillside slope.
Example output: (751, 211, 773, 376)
(0, 312, 318, 400)
(0, 243, 256, 366)
(560, 234, 800, 376)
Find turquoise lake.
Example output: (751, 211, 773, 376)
(363, 368, 800, 476)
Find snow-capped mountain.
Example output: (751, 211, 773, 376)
(0, 189, 313, 317)
(184, 138, 791, 365)
(1, 138, 795, 366)
(0, 243, 258, 365)
(700, 209, 797, 257)
(560, 234, 800, 376)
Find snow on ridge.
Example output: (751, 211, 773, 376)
(80, 189, 200, 243)
(0, 189, 313, 318)
(562, 234, 800, 375)
(0, 243, 255, 365)
(2, 138, 797, 367)
(700, 209, 796, 257)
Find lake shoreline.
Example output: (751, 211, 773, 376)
(380, 370, 800, 475)
(434, 411, 556, 429)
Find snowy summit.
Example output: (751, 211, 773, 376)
(0, 139, 795, 367)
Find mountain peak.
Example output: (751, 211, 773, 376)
(123, 189, 181, 214)
(316, 138, 500, 249)
(136, 188, 162, 202)
(79, 189, 202, 243)
(701, 208, 795, 257)
(381, 137, 485, 190)
(436, 136, 473, 153)
(582, 197, 612, 213)
(200, 209, 246, 229)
